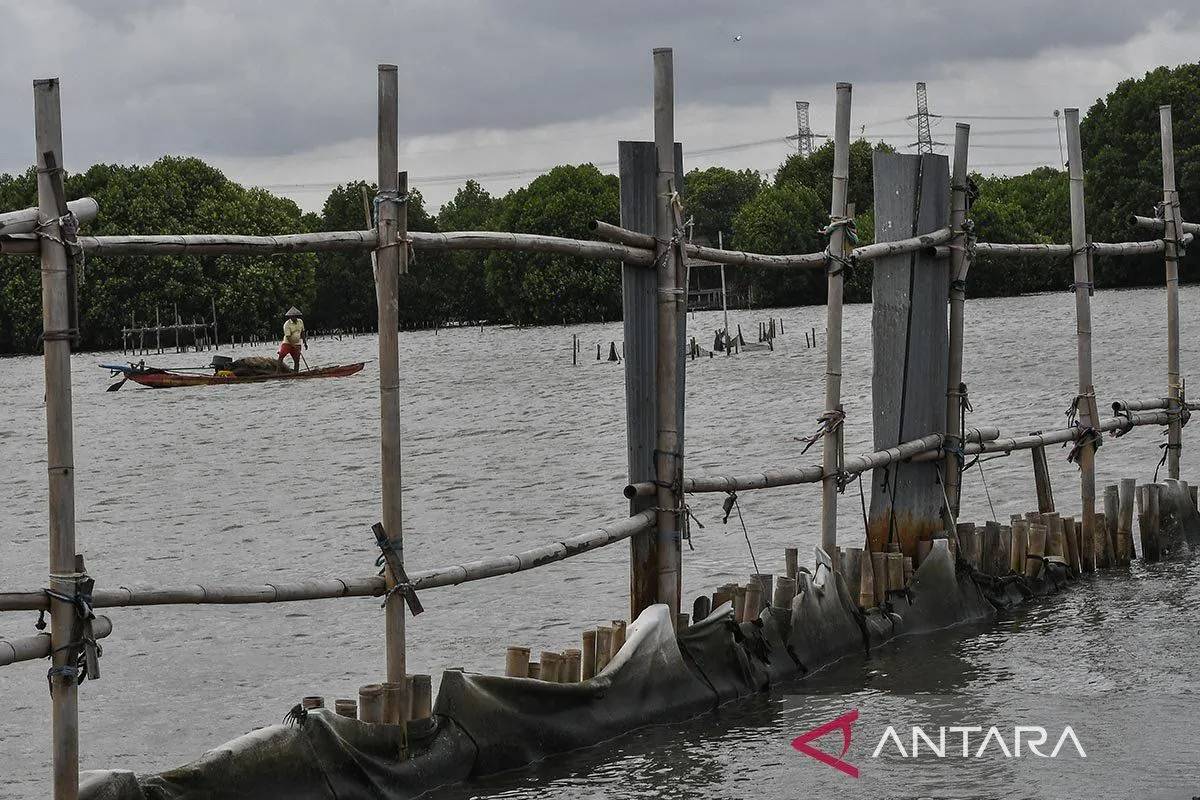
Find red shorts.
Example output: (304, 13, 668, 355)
(278, 342, 302, 358)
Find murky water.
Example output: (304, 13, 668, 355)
(2, 286, 1198, 799)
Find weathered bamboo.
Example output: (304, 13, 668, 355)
(1112, 398, 1170, 413)
(1065, 108, 1099, 577)
(943, 124, 972, 526)
(358, 684, 384, 723)
(858, 550, 876, 608)
(1103, 485, 1120, 568)
(592, 218, 828, 269)
(414, 229, 653, 265)
(885, 552, 904, 593)
(0, 510, 657, 612)
(594, 626, 614, 673)
(0, 196, 97, 234)
(750, 573, 774, 610)
(773, 575, 797, 609)
(581, 630, 597, 680)
(784, 547, 799, 581)
(743, 581, 762, 621)
(381, 683, 404, 724)
(1160, 105, 1183, 480)
(0, 617, 111, 667)
(410, 675, 432, 719)
(1129, 214, 1200, 235)
(1025, 523, 1048, 578)
(539, 652, 562, 683)
(1010, 519, 1029, 573)
(1117, 478, 1135, 566)
(850, 226, 953, 263)
(34, 76, 80, 800)
(302, 696, 325, 711)
(1138, 484, 1161, 561)
(820, 82, 852, 554)
(334, 699, 357, 718)
(376, 64, 408, 700)
(870, 551, 886, 606)
(973, 237, 1189, 258)
(652, 47, 682, 624)
(611, 619, 628, 654)
(982, 521, 1001, 575)
(505, 646, 531, 678)
(843, 547, 863, 601)
(957, 523, 979, 570)
(563, 649, 582, 682)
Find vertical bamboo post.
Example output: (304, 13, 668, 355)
(211, 296, 220, 351)
(1065, 108, 1098, 573)
(819, 82, 852, 554)
(35, 77, 80, 800)
(376, 64, 407, 691)
(652, 47, 681, 622)
(943, 123, 971, 524)
(1117, 478, 1135, 566)
(1159, 105, 1183, 479)
(155, 307, 161, 354)
(581, 630, 597, 680)
(1103, 484, 1120, 568)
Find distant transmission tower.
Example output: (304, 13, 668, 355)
(913, 82, 934, 154)
(795, 101, 813, 156)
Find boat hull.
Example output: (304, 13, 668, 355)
(124, 363, 365, 388)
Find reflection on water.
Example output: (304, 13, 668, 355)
(2, 287, 1200, 799)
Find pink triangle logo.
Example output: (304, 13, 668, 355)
(791, 709, 860, 778)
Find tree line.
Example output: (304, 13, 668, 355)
(0, 63, 1195, 354)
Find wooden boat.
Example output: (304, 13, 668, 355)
(101, 361, 365, 389)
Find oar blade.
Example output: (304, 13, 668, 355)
(106, 377, 127, 392)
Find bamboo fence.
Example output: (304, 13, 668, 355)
(0, 51, 1194, 800)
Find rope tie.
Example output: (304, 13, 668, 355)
(1065, 426, 1102, 467)
(371, 523, 424, 615)
(722, 492, 762, 584)
(43, 569, 102, 693)
(821, 215, 857, 277)
(795, 408, 846, 455)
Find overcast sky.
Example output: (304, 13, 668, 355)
(2, 1, 1198, 212)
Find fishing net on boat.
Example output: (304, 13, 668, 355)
(229, 356, 291, 376)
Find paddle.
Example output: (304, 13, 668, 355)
(106, 377, 127, 392)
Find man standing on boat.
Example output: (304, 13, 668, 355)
(277, 306, 307, 372)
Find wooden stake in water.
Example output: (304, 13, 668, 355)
(944, 123, 972, 524)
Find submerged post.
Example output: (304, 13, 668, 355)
(35, 76, 79, 800)
(652, 47, 681, 621)
(819, 82, 851, 554)
(376, 65, 407, 688)
(943, 123, 971, 525)
(1065, 108, 1098, 572)
(1160, 105, 1182, 479)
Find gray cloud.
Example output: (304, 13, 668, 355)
(0, 0, 1192, 168)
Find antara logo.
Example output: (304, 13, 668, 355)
(792, 711, 1087, 778)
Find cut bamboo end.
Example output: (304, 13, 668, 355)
(334, 699, 357, 719)
(743, 582, 762, 621)
(301, 696, 325, 710)
(581, 630, 597, 680)
(594, 626, 614, 673)
(409, 675, 432, 720)
(527, 662, 541, 680)
(785, 547, 799, 580)
(750, 573, 774, 608)
(539, 651, 562, 683)
(858, 547, 877, 608)
(505, 646, 531, 678)
(563, 648, 582, 682)
(773, 575, 797, 609)
(732, 586, 747, 621)
(611, 620, 628, 656)
(358, 684, 384, 723)
(1025, 523, 1048, 578)
(676, 612, 690, 629)
(381, 682, 404, 725)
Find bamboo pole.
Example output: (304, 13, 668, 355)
(1129, 214, 1200, 235)
(1031, 444, 1055, 513)
(0, 196, 97, 234)
(1064, 108, 1099, 576)
(850, 226, 953, 263)
(34, 76, 80, 800)
(376, 63, 407, 695)
(944, 123, 972, 525)
(819, 82, 852, 554)
(1160, 105, 1183, 480)
(1117, 478, 1136, 565)
(0, 510, 657, 612)
(973, 239, 1187, 257)
(652, 47, 681, 623)
(0, 617, 112, 667)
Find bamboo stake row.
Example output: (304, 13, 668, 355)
(0, 511, 657, 613)
(504, 619, 627, 682)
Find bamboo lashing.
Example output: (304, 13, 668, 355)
(0, 196, 97, 234)
(0, 617, 112, 667)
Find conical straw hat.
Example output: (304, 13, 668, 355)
(284, 306, 302, 318)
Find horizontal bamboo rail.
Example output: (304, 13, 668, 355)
(1129, 214, 1200, 236)
(408, 230, 653, 265)
(0, 196, 98, 234)
(850, 226, 953, 262)
(626, 427, 996, 498)
(0, 616, 112, 667)
(590, 219, 828, 269)
(1112, 398, 1169, 413)
(0, 230, 378, 256)
(974, 236, 1191, 258)
(0, 511, 655, 612)
(909, 410, 1171, 462)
